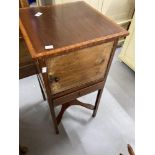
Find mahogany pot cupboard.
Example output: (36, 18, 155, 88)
(19, 1, 128, 134)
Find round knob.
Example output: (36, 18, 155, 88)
(48, 74, 60, 83)
(54, 77, 60, 82)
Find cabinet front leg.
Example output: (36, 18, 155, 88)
(49, 101, 59, 134)
(92, 89, 103, 117)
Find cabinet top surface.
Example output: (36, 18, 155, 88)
(20, 1, 128, 59)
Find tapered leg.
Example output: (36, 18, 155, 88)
(37, 74, 46, 101)
(48, 101, 59, 134)
(37, 60, 59, 134)
(92, 88, 103, 117)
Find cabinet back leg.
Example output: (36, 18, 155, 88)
(37, 74, 46, 101)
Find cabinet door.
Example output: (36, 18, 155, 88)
(46, 41, 114, 94)
(55, 0, 134, 22)
(101, 0, 134, 23)
(84, 0, 103, 11)
(54, 0, 102, 11)
(54, 0, 62, 4)
(54, 0, 79, 4)
(119, 14, 135, 71)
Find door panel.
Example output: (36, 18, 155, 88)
(47, 41, 114, 94)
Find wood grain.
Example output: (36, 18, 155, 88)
(19, 0, 29, 8)
(19, 1, 128, 59)
(46, 41, 113, 94)
(19, 1, 129, 133)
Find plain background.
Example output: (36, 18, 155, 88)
(0, 0, 155, 154)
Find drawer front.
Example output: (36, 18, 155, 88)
(47, 41, 114, 94)
(53, 81, 105, 106)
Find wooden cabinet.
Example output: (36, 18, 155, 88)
(20, 1, 128, 133)
(54, 0, 78, 5)
(83, 0, 103, 11)
(119, 14, 135, 71)
(19, 0, 37, 79)
(101, 0, 134, 23)
(101, 0, 134, 45)
(54, 0, 102, 11)
(54, 0, 134, 23)
(19, 38, 37, 79)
